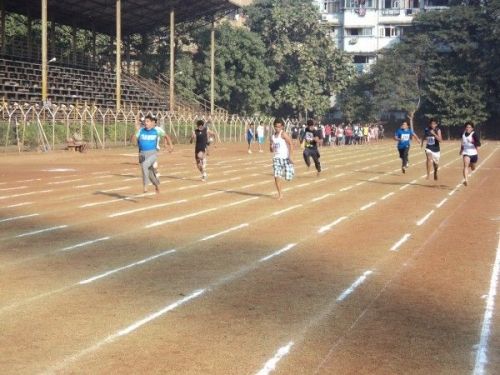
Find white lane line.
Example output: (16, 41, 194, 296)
(101, 186, 131, 193)
(271, 204, 302, 216)
(360, 201, 376, 211)
(436, 198, 448, 208)
(0, 186, 27, 191)
(416, 210, 435, 226)
(0, 213, 39, 223)
(122, 177, 139, 182)
(336, 270, 373, 302)
(6, 202, 33, 208)
(390, 233, 411, 252)
(79, 249, 177, 285)
(145, 208, 218, 228)
(200, 223, 249, 241)
(202, 191, 224, 198)
(339, 186, 353, 192)
(334, 173, 346, 178)
(311, 193, 334, 203)
(318, 216, 348, 234)
(380, 192, 395, 200)
(314, 178, 327, 183)
(259, 244, 297, 262)
(355, 182, 365, 186)
(117, 289, 206, 336)
(255, 341, 295, 375)
(47, 288, 205, 374)
(399, 184, 410, 190)
(75, 182, 106, 189)
(16, 225, 68, 238)
(96, 175, 113, 179)
(297, 182, 311, 188)
(60, 237, 111, 252)
(225, 197, 259, 207)
(206, 177, 241, 185)
(0, 189, 53, 200)
(368, 176, 379, 181)
(108, 199, 187, 218)
(16, 178, 41, 182)
(473, 233, 500, 375)
(80, 192, 155, 208)
(47, 179, 83, 185)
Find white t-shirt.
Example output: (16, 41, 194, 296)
(272, 132, 289, 159)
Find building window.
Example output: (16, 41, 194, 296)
(380, 26, 403, 37)
(345, 27, 373, 36)
(344, 0, 374, 8)
(353, 55, 370, 64)
(323, 0, 341, 13)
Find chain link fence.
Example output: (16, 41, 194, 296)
(0, 102, 275, 152)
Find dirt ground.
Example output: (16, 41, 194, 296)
(0, 140, 499, 375)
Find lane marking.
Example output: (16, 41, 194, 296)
(297, 182, 311, 188)
(271, 205, 302, 216)
(360, 201, 376, 211)
(0, 213, 39, 223)
(259, 244, 297, 262)
(318, 216, 348, 234)
(225, 197, 259, 207)
(6, 202, 33, 208)
(16, 225, 68, 238)
(255, 341, 294, 375)
(473, 233, 500, 375)
(311, 193, 334, 202)
(79, 249, 177, 285)
(0, 186, 27, 192)
(399, 184, 410, 190)
(390, 233, 411, 252)
(0, 189, 53, 200)
(380, 192, 395, 200)
(60, 237, 111, 252)
(436, 198, 448, 208)
(339, 186, 353, 192)
(145, 208, 218, 228)
(416, 210, 435, 226)
(200, 223, 249, 241)
(80, 192, 155, 208)
(108, 200, 187, 218)
(336, 270, 373, 302)
(47, 179, 83, 185)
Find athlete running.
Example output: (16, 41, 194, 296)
(459, 121, 481, 186)
(270, 118, 294, 200)
(421, 118, 443, 181)
(190, 119, 216, 182)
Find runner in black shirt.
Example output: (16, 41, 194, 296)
(190, 120, 215, 181)
(300, 119, 323, 176)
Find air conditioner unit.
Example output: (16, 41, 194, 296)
(349, 38, 358, 45)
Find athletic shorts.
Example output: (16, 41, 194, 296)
(258, 136, 265, 145)
(273, 158, 294, 181)
(425, 149, 440, 164)
(463, 154, 478, 164)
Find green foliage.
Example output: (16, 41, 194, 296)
(340, 2, 499, 131)
(192, 22, 274, 115)
(246, 0, 355, 117)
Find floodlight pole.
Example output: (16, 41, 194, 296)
(41, 0, 48, 102)
(169, 9, 175, 113)
(1, 0, 5, 54)
(116, 0, 122, 111)
(210, 20, 215, 116)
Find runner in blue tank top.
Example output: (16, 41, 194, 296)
(132, 114, 173, 193)
(394, 120, 420, 174)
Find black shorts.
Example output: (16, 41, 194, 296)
(464, 154, 478, 164)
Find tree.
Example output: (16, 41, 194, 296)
(192, 22, 274, 115)
(246, 0, 354, 117)
(426, 70, 488, 134)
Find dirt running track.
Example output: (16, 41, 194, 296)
(0, 140, 499, 375)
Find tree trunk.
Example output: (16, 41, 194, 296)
(408, 111, 415, 132)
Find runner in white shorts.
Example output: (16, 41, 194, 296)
(459, 121, 481, 186)
(421, 118, 443, 181)
(270, 118, 294, 200)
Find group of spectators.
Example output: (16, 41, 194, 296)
(290, 122, 385, 147)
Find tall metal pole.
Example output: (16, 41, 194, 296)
(169, 9, 175, 112)
(116, 0, 122, 111)
(41, 0, 48, 102)
(1, 0, 6, 55)
(210, 20, 215, 116)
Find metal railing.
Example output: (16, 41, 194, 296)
(0, 102, 273, 152)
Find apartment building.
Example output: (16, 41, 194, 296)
(314, 0, 450, 73)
